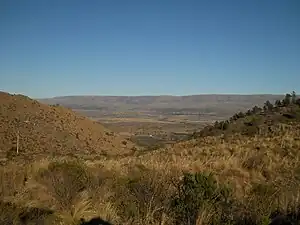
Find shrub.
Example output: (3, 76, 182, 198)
(113, 166, 172, 224)
(0, 201, 56, 225)
(243, 183, 281, 224)
(170, 172, 233, 225)
(242, 126, 259, 136)
(36, 160, 92, 210)
(0, 164, 28, 198)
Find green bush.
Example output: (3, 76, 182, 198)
(170, 172, 233, 225)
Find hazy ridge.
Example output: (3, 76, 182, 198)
(39, 94, 283, 117)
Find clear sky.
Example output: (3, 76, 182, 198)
(0, 0, 299, 98)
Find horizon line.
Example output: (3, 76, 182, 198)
(1, 90, 292, 99)
(39, 93, 286, 99)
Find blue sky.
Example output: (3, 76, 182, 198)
(0, 0, 299, 98)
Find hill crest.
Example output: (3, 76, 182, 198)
(188, 91, 300, 139)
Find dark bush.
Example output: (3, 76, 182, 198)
(0, 201, 55, 225)
(242, 126, 259, 136)
(282, 113, 296, 119)
(170, 172, 233, 225)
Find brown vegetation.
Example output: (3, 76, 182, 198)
(1, 91, 300, 224)
(0, 91, 134, 161)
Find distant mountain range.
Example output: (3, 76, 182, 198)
(39, 94, 283, 117)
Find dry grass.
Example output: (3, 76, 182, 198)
(1, 124, 300, 224)
(1, 92, 300, 224)
(0, 92, 134, 158)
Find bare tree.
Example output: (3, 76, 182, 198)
(16, 129, 19, 154)
(13, 117, 29, 155)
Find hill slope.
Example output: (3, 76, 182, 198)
(191, 94, 300, 139)
(0, 92, 134, 159)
